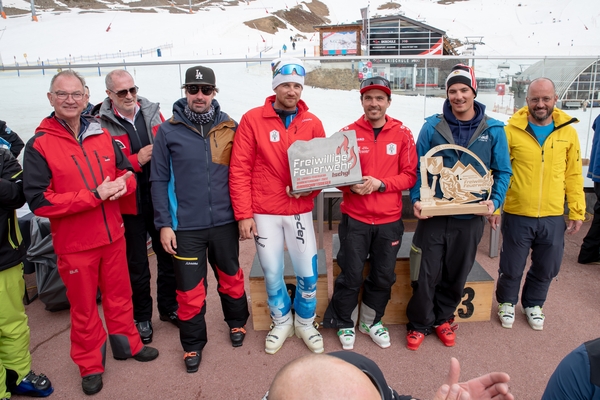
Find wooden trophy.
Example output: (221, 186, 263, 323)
(419, 144, 493, 217)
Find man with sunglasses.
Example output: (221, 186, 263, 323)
(229, 57, 325, 355)
(323, 77, 418, 351)
(23, 70, 159, 395)
(407, 64, 511, 350)
(151, 65, 249, 373)
(94, 69, 178, 346)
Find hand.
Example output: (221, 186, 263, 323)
(566, 219, 583, 235)
(286, 186, 312, 199)
(160, 227, 177, 255)
(95, 176, 117, 201)
(434, 384, 470, 400)
(95, 172, 132, 201)
(440, 357, 513, 400)
(109, 171, 133, 201)
(413, 201, 430, 220)
(238, 218, 257, 241)
(487, 215, 501, 231)
(349, 176, 380, 195)
(475, 200, 495, 217)
(137, 144, 153, 166)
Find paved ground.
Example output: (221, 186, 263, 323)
(18, 217, 600, 399)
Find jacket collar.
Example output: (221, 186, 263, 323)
(508, 106, 579, 131)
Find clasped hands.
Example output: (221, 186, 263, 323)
(348, 176, 381, 195)
(95, 171, 133, 201)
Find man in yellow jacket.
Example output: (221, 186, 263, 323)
(493, 77, 585, 331)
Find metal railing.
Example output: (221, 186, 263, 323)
(1, 54, 599, 157)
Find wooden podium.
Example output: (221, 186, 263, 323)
(332, 232, 494, 324)
(249, 249, 328, 331)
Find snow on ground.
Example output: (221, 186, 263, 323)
(0, 0, 599, 156)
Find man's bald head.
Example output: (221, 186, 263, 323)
(267, 354, 381, 400)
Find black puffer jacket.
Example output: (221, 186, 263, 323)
(0, 120, 25, 158)
(0, 148, 26, 272)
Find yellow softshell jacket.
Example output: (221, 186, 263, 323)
(503, 106, 585, 220)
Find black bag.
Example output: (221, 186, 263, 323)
(27, 216, 70, 312)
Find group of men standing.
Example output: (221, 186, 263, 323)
(1, 56, 589, 397)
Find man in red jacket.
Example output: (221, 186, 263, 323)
(323, 77, 418, 350)
(229, 58, 325, 355)
(23, 70, 158, 396)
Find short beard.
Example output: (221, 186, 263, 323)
(531, 107, 553, 123)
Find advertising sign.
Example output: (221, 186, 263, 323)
(322, 31, 358, 55)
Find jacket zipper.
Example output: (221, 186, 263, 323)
(74, 141, 113, 243)
(201, 125, 214, 226)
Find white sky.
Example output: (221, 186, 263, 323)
(0, 0, 599, 155)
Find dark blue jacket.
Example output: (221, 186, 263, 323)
(542, 337, 600, 399)
(587, 115, 600, 182)
(410, 101, 512, 213)
(151, 98, 238, 231)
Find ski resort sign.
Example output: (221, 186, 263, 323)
(288, 130, 363, 193)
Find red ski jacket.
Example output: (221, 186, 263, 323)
(339, 115, 418, 225)
(229, 96, 326, 219)
(23, 116, 136, 255)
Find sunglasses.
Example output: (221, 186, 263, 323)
(185, 85, 215, 96)
(360, 77, 391, 90)
(109, 86, 138, 98)
(271, 62, 306, 78)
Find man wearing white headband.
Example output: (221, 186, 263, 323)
(230, 57, 326, 354)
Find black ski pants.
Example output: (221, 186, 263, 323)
(123, 201, 177, 322)
(173, 223, 249, 352)
(324, 215, 403, 329)
(406, 216, 484, 334)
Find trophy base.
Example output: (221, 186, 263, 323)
(420, 203, 489, 217)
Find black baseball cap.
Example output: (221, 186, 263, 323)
(183, 66, 216, 87)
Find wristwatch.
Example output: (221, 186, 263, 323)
(378, 182, 386, 193)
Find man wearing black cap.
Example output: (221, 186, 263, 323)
(406, 64, 511, 351)
(151, 65, 249, 373)
(323, 77, 417, 351)
(265, 352, 514, 400)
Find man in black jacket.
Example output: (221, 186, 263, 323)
(0, 148, 53, 399)
(96, 69, 178, 345)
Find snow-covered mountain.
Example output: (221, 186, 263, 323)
(1, 0, 599, 64)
